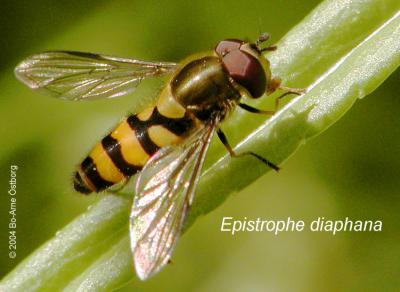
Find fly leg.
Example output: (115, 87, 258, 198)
(216, 128, 280, 171)
(273, 85, 305, 112)
(107, 179, 130, 194)
(240, 79, 306, 115)
(238, 103, 275, 115)
(268, 78, 306, 96)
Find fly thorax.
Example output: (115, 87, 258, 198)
(171, 56, 241, 121)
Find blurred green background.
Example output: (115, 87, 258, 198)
(0, 0, 399, 291)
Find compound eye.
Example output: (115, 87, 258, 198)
(222, 50, 266, 98)
(215, 39, 242, 57)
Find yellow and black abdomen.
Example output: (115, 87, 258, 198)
(74, 105, 195, 194)
(74, 54, 240, 194)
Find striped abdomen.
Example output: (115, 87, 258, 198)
(74, 105, 195, 194)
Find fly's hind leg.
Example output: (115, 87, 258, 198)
(107, 178, 130, 194)
(216, 128, 280, 171)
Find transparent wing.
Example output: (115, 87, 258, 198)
(130, 123, 216, 280)
(14, 51, 177, 101)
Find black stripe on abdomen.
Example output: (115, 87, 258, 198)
(73, 172, 92, 194)
(101, 135, 141, 176)
(127, 114, 160, 156)
(152, 107, 194, 136)
(127, 107, 194, 156)
(81, 156, 113, 191)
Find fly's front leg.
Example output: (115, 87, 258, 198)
(239, 79, 305, 116)
(237, 89, 300, 115)
(273, 85, 305, 112)
(216, 128, 280, 171)
(277, 85, 306, 100)
(267, 77, 306, 96)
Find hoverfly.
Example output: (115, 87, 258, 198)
(15, 33, 304, 280)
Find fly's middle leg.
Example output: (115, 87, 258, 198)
(216, 128, 280, 171)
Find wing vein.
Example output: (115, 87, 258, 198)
(15, 51, 177, 100)
(130, 123, 217, 279)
